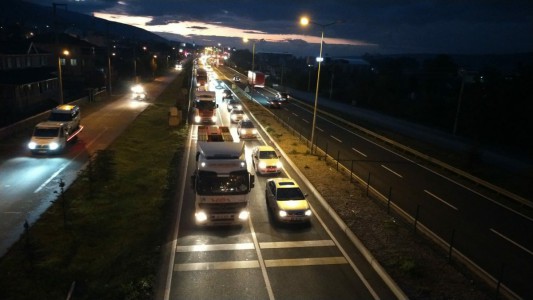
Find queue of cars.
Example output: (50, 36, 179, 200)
(212, 72, 311, 225)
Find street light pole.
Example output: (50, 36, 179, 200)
(300, 17, 339, 153)
(310, 29, 325, 153)
(243, 37, 256, 72)
(252, 42, 256, 72)
(58, 55, 64, 104)
(57, 50, 69, 105)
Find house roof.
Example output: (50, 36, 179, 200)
(0, 41, 50, 55)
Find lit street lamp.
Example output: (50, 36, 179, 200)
(57, 49, 69, 104)
(300, 16, 340, 153)
(243, 37, 256, 71)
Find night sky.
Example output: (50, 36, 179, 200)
(27, 0, 533, 57)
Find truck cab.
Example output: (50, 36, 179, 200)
(193, 91, 218, 124)
(191, 126, 255, 226)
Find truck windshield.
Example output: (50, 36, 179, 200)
(196, 170, 250, 195)
(196, 101, 216, 109)
(34, 128, 60, 137)
(49, 112, 73, 122)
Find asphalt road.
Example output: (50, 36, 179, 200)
(159, 90, 400, 299)
(0, 72, 179, 257)
(216, 67, 533, 298)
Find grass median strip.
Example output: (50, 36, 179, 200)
(0, 74, 189, 300)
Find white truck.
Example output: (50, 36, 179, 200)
(28, 104, 83, 154)
(191, 125, 255, 226)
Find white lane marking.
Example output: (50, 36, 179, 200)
(265, 257, 347, 268)
(292, 112, 299, 117)
(316, 127, 324, 132)
(249, 216, 276, 300)
(424, 190, 458, 211)
(352, 147, 367, 157)
(490, 228, 533, 256)
(176, 243, 254, 252)
(308, 205, 381, 299)
(330, 135, 343, 143)
(260, 240, 335, 249)
(302, 119, 309, 124)
(175, 260, 260, 271)
(34, 164, 68, 193)
(381, 164, 403, 178)
(34, 129, 108, 194)
(291, 101, 531, 221)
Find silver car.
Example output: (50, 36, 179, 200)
(230, 109, 245, 123)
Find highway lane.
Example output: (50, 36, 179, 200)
(217, 67, 533, 298)
(0, 72, 179, 257)
(163, 92, 400, 299)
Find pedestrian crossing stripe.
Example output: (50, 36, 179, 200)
(174, 239, 346, 272)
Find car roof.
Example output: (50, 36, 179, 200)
(255, 145, 276, 152)
(52, 104, 79, 113)
(267, 177, 300, 189)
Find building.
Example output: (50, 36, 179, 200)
(0, 41, 57, 125)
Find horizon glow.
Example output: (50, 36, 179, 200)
(93, 12, 376, 48)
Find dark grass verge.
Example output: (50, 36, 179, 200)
(0, 73, 189, 300)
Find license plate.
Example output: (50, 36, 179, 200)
(212, 214, 233, 220)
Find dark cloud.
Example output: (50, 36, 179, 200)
(27, 0, 533, 55)
(188, 26, 208, 30)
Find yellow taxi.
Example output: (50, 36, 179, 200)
(265, 178, 312, 224)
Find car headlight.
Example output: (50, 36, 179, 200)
(211, 116, 217, 122)
(28, 142, 36, 149)
(194, 116, 201, 123)
(238, 210, 249, 220)
(228, 104, 233, 109)
(279, 210, 287, 217)
(276, 161, 283, 168)
(49, 142, 59, 150)
(231, 115, 237, 120)
(305, 209, 312, 216)
(258, 161, 267, 169)
(195, 211, 208, 222)
(252, 129, 258, 134)
(236, 105, 242, 110)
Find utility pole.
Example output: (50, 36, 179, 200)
(53, 3, 67, 104)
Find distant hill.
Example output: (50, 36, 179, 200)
(0, 0, 169, 44)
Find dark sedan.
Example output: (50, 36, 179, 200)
(267, 98, 282, 108)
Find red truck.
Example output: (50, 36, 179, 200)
(247, 71, 265, 87)
(193, 91, 218, 124)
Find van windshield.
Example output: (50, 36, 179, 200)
(34, 128, 60, 137)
